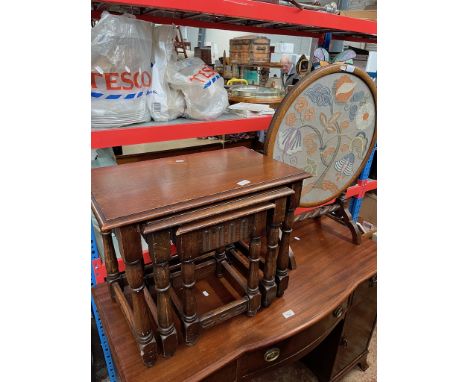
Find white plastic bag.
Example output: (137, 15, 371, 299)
(147, 25, 185, 121)
(91, 12, 152, 128)
(167, 57, 228, 120)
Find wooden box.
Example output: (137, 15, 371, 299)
(230, 35, 271, 65)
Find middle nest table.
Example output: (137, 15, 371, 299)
(91, 147, 310, 367)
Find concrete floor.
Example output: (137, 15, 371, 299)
(92, 324, 376, 382)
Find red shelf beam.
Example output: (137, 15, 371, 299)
(294, 179, 377, 216)
(92, 0, 376, 41)
(91, 115, 272, 148)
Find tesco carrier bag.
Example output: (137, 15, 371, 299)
(167, 57, 228, 120)
(147, 25, 185, 121)
(91, 12, 152, 128)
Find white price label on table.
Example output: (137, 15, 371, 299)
(237, 179, 251, 186)
(282, 309, 295, 319)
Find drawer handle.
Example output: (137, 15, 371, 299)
(340, 337, 349, 347)
(369, 275, 377, 287)
(333, 306, 344, 318)
(264, 348, 280, 362)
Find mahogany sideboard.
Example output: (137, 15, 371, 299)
(92, 216, 377, 382)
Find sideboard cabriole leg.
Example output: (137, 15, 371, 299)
(358, 353, 370, 371)
(246, 214, 262, 316)
(145, 230, 178, 357)
(215, 247, 226, 278)
(337, 192, 362, 245)
(116, 226, 157, 367)
(276, 182, 302, 297)
(177, 237, 201, 345)
(261, 197, 287, 307)
(102, 230, 120, 302)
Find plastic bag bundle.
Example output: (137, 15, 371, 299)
(167, 57, 228, 120)
(91, 12, 153, 128)
(147, 25, 185, 121)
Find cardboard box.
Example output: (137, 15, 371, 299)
(340, 10, 377, 21)
(359, 192, 377, 227)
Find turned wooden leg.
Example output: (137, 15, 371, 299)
(336, 192, 362, 245)
(145, 230, 178, 357)
(116, 226, 157, 367)
(261, 197, 287, 307)
(276, 182, 302, 297)
(288, 247, 297, 270)
(215, 247, 226, 278)
(181, 259, 200, 344)
(102, 231, 121, 301)
(176, 236, 200, 345)
(246, 214, 262, 316)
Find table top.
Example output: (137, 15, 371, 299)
(92, 217, 377, 382)
(92, 147, 309, 231)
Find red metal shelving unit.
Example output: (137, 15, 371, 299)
(92, 115, 272, 149)
(91, 0, 376, 42)
(91, 0, 377, 149)
(91, 4, 377, 380)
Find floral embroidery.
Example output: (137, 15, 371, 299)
(322, 146, 336, 160)
(301, 182, 315, 196)
(303, 134, 318, 155)
(319, 112, 341, 133)
(321, 180, 339, 193)
(346, 104, 358, 121)
(305, 83, 332, 107)
(334, 152, 355, 180)
(279, 127, 302, 155)
(351, 132, 368, 159)
(289, 156, 298, 166)
(355, 103, 373, 130)
(285, 113, 297, 127)
(294, 96, 308, 113)
(271, 72, 376, 206)
(334, 75, 356, 103)
(304, 158, 317, 176)
(303, 106, 315, 121)
(351, 91, 364, 102)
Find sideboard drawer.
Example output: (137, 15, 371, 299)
(238, 298, 349, 379)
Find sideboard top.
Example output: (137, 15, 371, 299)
(92, 147, 309, 230)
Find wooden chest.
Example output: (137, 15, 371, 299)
(230, 35, 271, 65)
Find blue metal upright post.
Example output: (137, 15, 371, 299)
(349, 144, 377, 221)
(91, 224, 118, 382)
(322, 32, 332, 51)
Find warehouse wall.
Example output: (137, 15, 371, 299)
(184, 26, 313, 59)
(182, 0, 377, 61)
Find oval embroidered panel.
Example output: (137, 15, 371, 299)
(269, 68, 376, 207)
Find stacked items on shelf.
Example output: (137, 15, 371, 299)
(91, 13, 229, 128)
(91, 12, 152, 128)
(148, 25, 185, 121)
